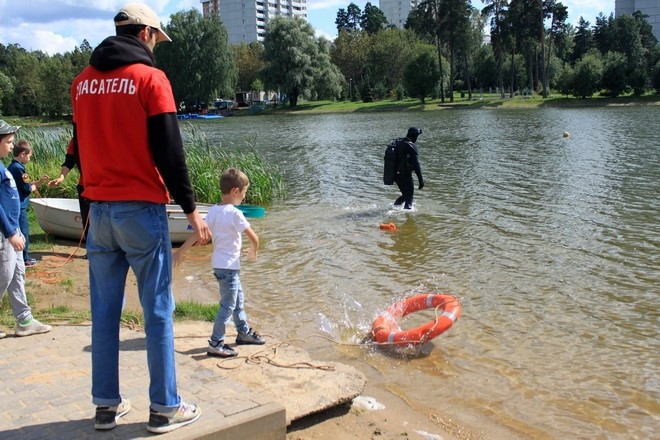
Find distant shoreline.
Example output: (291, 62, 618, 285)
(265, 94, 660, 115)
(8, 94, 659, 126)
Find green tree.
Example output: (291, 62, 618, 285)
(571, 16, 593, 65)
(2, 45, 43, 116)
(571, 52, 603, 98)
(502, 52, 527, 93)
(346, 3, 363, 30)
(233, 42, 266, 94)
(404, 48, 440, 103)
(361, 3, 388, 34)
(482, 0, 510, 98)
(614, 14, 650, 95)
(336, 9, 351, 33)
(155, 9, 235, 110)
(406, 0, 447, 101)
(67, 40, 93, 74)
(366, 29, 420, 99)
(40, 55, 72, 117)
(311, 38, 343, 100)
(336, 3, 362, 33)
(434, 0, 472, 102)
(262, 16, 334, 107)
(653, 60, 660, 94)
(542, 1, 568, 98)
(472, 44, 499, 90)
(554, 62, 573, 96)
(330, 30, 370, 100)
(458, 8, 484, 100)
(593, 13, 616, 55)
(601, 51, 628, 97)
(250, 79, 264, 96)
(595, 12, 654, 95)
(0, 71, 13, 115)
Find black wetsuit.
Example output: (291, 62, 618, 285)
(393, 138, 423, 209)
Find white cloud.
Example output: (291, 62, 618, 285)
(30, 30, 82, 55)
(171, 0, 202, 11)
(307, 0, 364, 11)
(561, 0, 613, 24)
(315, 28, 336, 41)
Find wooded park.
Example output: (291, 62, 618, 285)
(1, 1, 658, 117)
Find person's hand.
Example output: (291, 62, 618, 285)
(36, 174, 49, 185)
(418, 181, 424, 190)
(172, 248, 186, 268)
(186, 210, 211, 245)
(244, 247, 257, 262)
(9, 232, 25, 252)
(48, 175, 65, 187)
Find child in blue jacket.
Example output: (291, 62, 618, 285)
(0, 120, 51, 338)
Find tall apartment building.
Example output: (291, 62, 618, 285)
(378, 0, 420, 28)
(615, 0, 660, 42)
(200, 0, 308, 44)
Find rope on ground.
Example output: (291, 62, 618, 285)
(120, 316, 145, 332)
(28, 201, 88, 285)
(215, 339, 337, 372)
(30, 317, 143, 331)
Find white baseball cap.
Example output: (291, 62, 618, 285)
(114, 3, 172, 43)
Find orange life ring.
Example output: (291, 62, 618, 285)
(372, 293, 461, 345)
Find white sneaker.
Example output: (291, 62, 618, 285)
(147, 401, 201, 434)
(95, 398, 131, 430)
(16, 318, 52, 337)
(0, 330, 7, 339)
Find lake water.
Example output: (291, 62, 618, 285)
(176, 106, 659, 439)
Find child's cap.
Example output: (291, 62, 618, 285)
(0, 120, 20, 135)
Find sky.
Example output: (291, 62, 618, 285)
(0, 0, 615, 55)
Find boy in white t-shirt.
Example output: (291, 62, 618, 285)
(175, 168, 263, 357)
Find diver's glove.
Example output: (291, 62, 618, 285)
(418, 180, 424, 190)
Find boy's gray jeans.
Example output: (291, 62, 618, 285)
(0, 231, 31, 323)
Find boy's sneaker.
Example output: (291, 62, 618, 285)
(0, 330, 6, 339)
(16, 318, 51, 337)
(95, 398, 131, 430)
(25, 258, 37, 268)
(236, 328, 265, 345)
(207, 340, 238, 358)
(147, 401, 201, 434)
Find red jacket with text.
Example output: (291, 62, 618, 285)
(71, 35, 195, 213)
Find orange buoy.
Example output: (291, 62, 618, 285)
(379, 223, 397, 231)
(372, 293, 460, 345)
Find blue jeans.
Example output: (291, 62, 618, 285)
(211, 268, 250, 342)
(18, 205, 30, 261)
(87, 201, 180, 412)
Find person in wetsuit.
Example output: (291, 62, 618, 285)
(393, 127, 424, 209)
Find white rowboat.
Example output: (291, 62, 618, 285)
(30, 198, 211, 244)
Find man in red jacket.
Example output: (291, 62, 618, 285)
(71, 2, 210, 434)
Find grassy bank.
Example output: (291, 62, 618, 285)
(254, 92, 659, 115)
(6, 125, 285, 206)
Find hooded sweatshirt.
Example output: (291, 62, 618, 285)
(71, 35, 195, 213)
